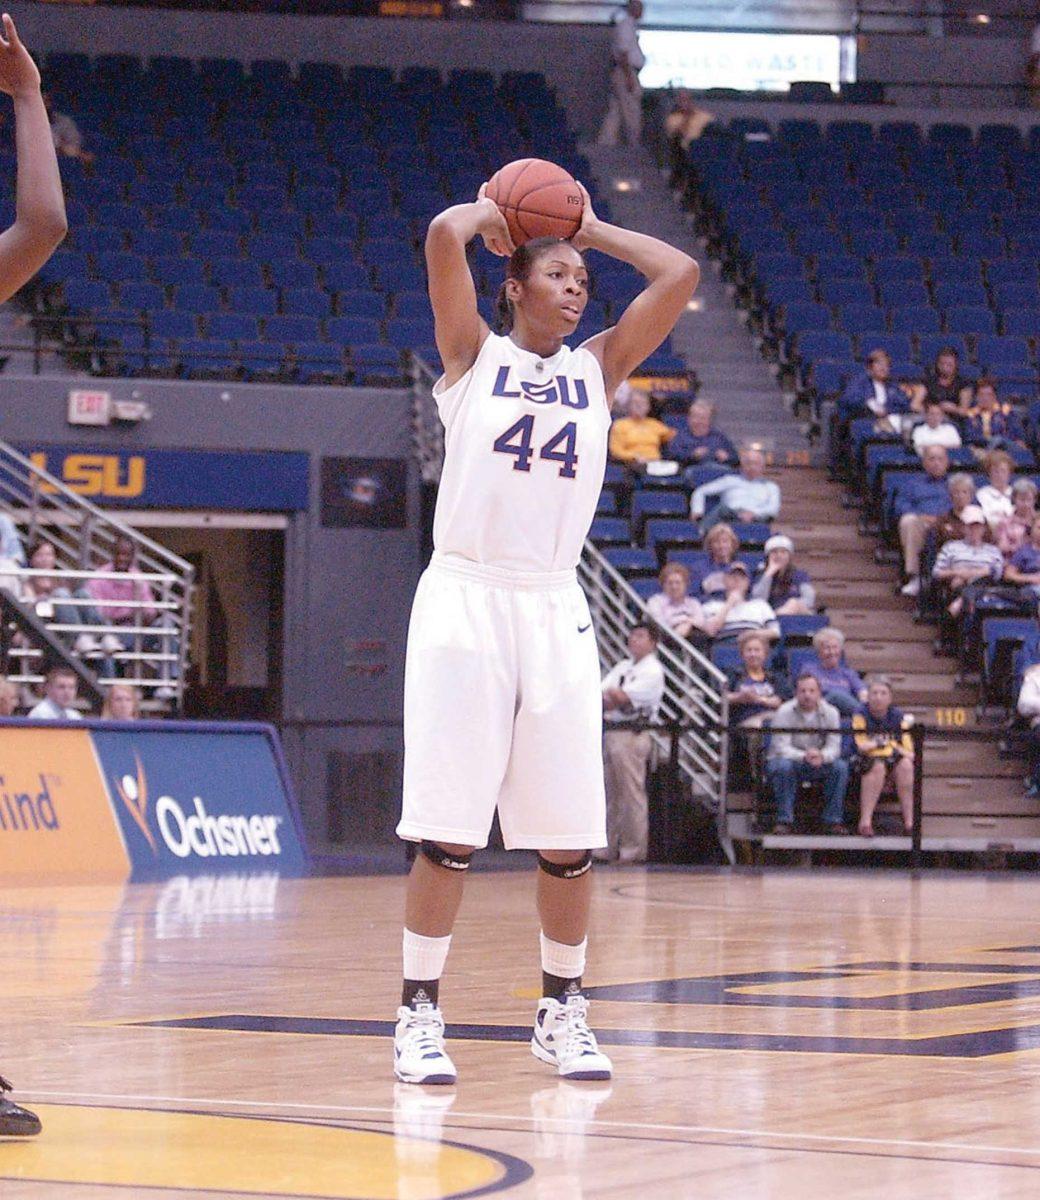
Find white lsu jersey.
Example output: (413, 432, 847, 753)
(431, 332, 611, 573)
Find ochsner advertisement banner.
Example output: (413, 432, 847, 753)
(91, 726, 307, 876)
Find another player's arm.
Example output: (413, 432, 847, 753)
(425, 193, 514, 388)
(0, 16, 66, 304)
(575, 184, 698, 397)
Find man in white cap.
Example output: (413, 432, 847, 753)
(931, 504, 1004, 620)
(751, 534, 816, 615)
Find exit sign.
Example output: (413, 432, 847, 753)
(67, 389, 112, 426)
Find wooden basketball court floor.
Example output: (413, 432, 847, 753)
(5, 865, 1040, 1199)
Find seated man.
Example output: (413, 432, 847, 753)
(599, 623, 666, 865)
(666, 399, 738, 470)
(911, 398, 962, 456)
(964, 379, 1026, 452)
(765, 672, 849, 835)
(838, 348, 913, 425)
(697, 561, 780, 642)
(897, 444, 951, 597)
(690, 446, 780, 532)
(28, 665, 82, 720)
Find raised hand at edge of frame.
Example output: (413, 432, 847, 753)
(0, 15, 40, 99)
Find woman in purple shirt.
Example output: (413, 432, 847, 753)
(803, 627, 867, 717)
(645, 562, 704, 641)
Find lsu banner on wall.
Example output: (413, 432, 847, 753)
(0, 721, 307, 881)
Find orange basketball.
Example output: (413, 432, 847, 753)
(484, 158, 584, 246)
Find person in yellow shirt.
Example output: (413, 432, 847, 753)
(852, 676, 915, 837)
(608, 387, 676, 465)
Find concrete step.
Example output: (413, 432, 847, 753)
(844, 639, 953, 672)
(923, 738, 1021, 779)
(872, 671, 977, 706)
(817, 580, 911, 609)
(825, 609, 936, 640)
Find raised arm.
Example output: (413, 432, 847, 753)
(0, 16, 66, 304)
(425, 192, 514, 388)
(575, 185, 699, 396)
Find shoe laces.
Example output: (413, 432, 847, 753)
(559, 997, 600, 1058)
(400, 1007, 447, 1057)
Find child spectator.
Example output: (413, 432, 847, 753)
(911, 398, 962, 455)
(751, 534, 815, 615)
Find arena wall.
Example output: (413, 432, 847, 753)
(0, 374, 419, 848)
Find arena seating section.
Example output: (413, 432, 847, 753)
(688, 117, 1040, 413)
(29, 55, 681, 384)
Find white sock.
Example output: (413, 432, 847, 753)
(403, 928, 452, 983)
(540, 931, 587, 981)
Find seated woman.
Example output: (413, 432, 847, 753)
(18, 538, 117, 672)
(645, 562, 702, 641)
(801, 627, 867, 717)
(725, 628, 787, 787)
(995, 478, 1038, 559)
(101, 682, 140, 720)
(697, 561, 779, 643)
(690, 522, 740, 598)
(607, 386, 675, 468)
(975, 449, 1015, 531)
(852, 675, 915, 836)
(750, 534, 816, 616)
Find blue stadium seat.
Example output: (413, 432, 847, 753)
(1001, 308, 1040, 337)
(180, 338, 236, 378)
(838, 306, 887, 335)
(248, 234, 299, 263)
(74, 227, 126, 256)
(858, 333, 912, 361)
(350, 342, 403, 370)
(814, 254, 864, 281)
(338, 290, 387, 320)
(327, 316, 382, 345)
(934, 280, 988, 309)
(119, 282, 165, 310)
(393, 291, 429, 320)
(205, 208, 254, 235)
(976, 336, 1031, 368)
(281, 288, 332, 318)
(386, 318, 436, 349)
(294, 341, 346, 382)
(945, 306, 997, 335)
(172, 284, 221, 313)
(209, 258, 264, 289)
(268, 260, 320, 290)
(589, 517, 630, 546)
(784, 303, 831, 337)
(956, 233, 1007, 261)
(150, 310, 197, 339)
(904, 232, 954, 260)
(95, 203, 140, 230)
(930, 257, 984, 285)
(877, 280, 930, 310)
(150, 256, 207, 288)
(128, 229, 183, 258)
(238, 341, 287, 378)
(890, 306, 941, 334)
(630, 493, 689, 533)
(153, 206, 201, 234)
(917, 333, 968, 364)
(993, 282, 1040, 310)
(819, 279, 874, 308)
(64, 279, 113, 310)
(874, 257, 926, 285)
(95, 252, 146, 283)
(988, 260, 1040, 289)
(602, 547, 658, 578)
(755, 253, 805, 281)
(227, 286, 278, 316)
(596, 489, 617, 516)
(190, 231, 242, 261)
(206, 314, 260, 342)
(795, 331, 854, 361)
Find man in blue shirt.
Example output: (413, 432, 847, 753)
(666, 399, 738, 471)
(896, 444, 951, 596)
(838, 349, 913, 423)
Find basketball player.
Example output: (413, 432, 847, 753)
(393, 179, 698, 1084)
(0, 13, 68, 1137)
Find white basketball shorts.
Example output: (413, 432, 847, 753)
(398, 552, 606, 851)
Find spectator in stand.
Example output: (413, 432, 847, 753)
(0, 512, 24, 585)
(697, 561, 779, 642)
(28, 664, 82, 720)
(101, 682, 140, 720)
(932, 473, 978, 550)
(995, 478, 1039, 558)
(597, 0, 646, 148)
(20, 537, 118, 663)
(690, 446, 780, 532)
(43, 93, 94, 163)
(838, 348, 913, 424)
(691, 522, 740, 598)
(801, 626, 867, 717)
(911, 398, 962, 456)
(611, 379, 635, 416)
(898, 444, 951, 597)
(0, 676, 18, 716)
(645, 562, 702, 640)
(1017, 662, 1040, 795)
(87, 534, 157, 638)
(599, 622, 665, 864)
(911, 346, 973, 425)
(932, 504, 1004, 618)
(663, 89, 715, 149)
(975, 449, 1016, 531)
(1003, 515, 1040, 602)
(765, 672, 849, 835)
(725, 629, 787, 729)
(965, 380, 1027, 454)
(666, 399, 738, 472)
(751, 534, 816, 616)
(852, 675, 915, 837)
(608, 386, 675, 467)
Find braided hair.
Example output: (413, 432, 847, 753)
(494, 237, 589, 333)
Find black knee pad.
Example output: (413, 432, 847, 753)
(420, 840, 473, 872)
(537, 851, 592, 879)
